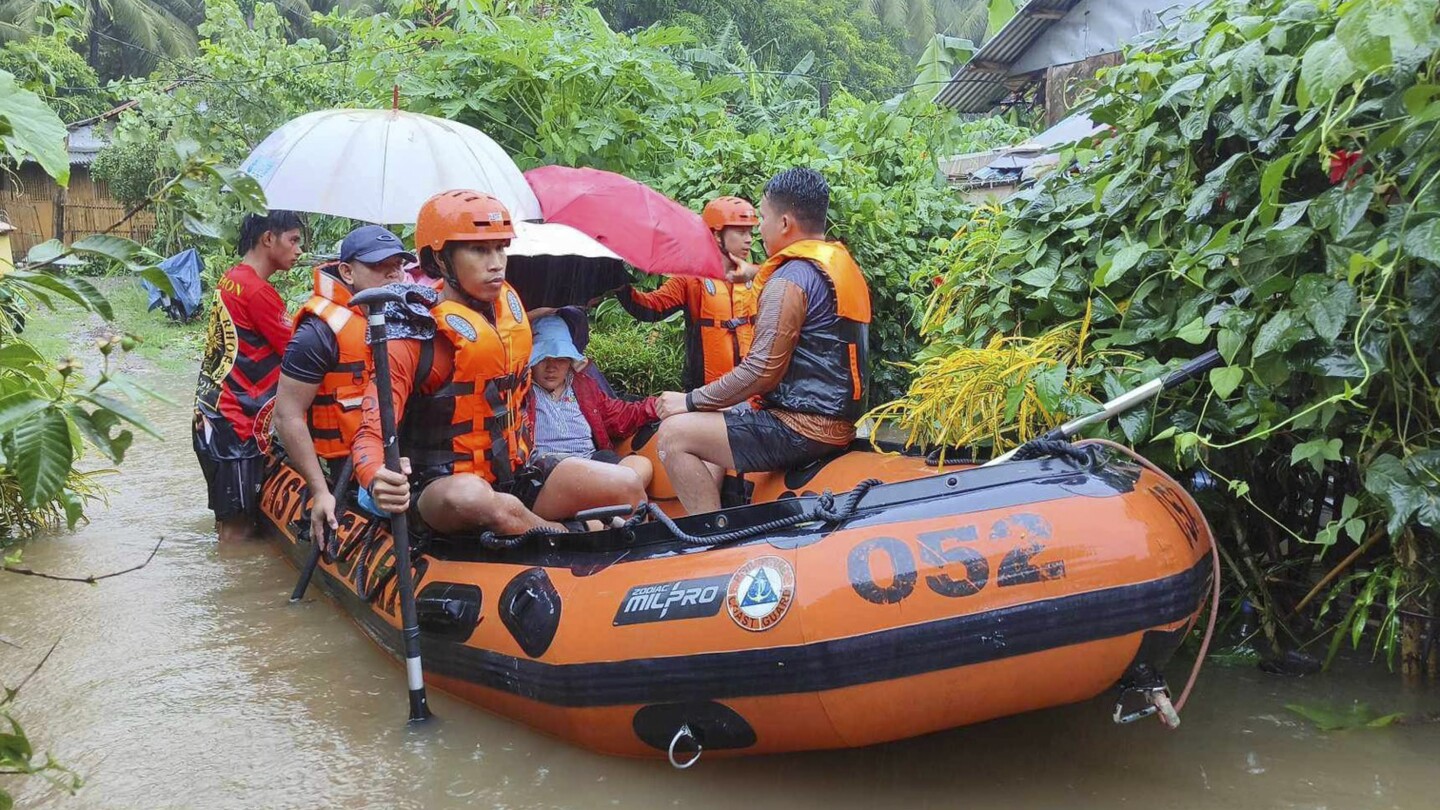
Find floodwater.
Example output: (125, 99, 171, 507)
(4, 367, 1440, 810)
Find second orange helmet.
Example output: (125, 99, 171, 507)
(701, 196, 759, 232)
(416, 190, 516, 251)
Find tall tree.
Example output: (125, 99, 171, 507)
(0, 0, 199, 79)
(869, 0, 1009, 51)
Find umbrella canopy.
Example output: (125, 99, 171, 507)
(524, 166, 724, 279)
(506, 221, 628, 309)
(240, 109, 542, 225)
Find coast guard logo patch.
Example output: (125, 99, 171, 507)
(445, 313, 477, 342)
(507, 290, 525, 323)
(726, 556, 795, 632)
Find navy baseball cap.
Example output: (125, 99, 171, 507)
(340, 225, 416, 264)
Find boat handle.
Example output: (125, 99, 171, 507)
(667, 724, 702, 769)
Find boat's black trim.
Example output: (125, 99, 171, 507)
(284, 527, 1210, 708)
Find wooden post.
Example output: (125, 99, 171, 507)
(53, 184, 66, 243)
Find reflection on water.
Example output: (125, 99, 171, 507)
(3, 370, 1439, 810)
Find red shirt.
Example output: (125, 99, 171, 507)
(193, 264, 293, 455)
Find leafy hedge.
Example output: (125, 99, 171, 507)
(898, 0, 1440, 664)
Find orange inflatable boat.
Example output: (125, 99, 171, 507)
(260, 438, 1215, 761)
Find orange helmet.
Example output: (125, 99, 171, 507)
(702, 196, 758, 232)
(415, 190, 516, 251)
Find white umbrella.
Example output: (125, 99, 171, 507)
(240, 108, 542, 224)
(509, 221, 621, 260)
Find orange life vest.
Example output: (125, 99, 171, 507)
(755, 240, 871, 421)
(620, 276, 758, 389)
(399, 284, 534, 485)
(293, 266, 370, 459)
(693, 277, 758, 386)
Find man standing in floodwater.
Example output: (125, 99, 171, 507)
(193, 210, 304, 542)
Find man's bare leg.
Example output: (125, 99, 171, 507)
(416, 473, 552, 535)
(619, 454, 654, 490)
(532, 458, 646, 520)
(655, 412, 736, 515)
(217, 516, 263, 542)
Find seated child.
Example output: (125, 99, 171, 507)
(527, 311, 657, 489)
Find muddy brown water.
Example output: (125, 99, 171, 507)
(3, 367, 1439, 810)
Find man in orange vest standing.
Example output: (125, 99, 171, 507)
(652, 168, 871, 515)
(355, 191, 646, 536)
(274, 225, 412, 544)
(617, 196, 760, 389)
(193, 210, 305, 542)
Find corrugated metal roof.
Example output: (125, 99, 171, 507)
(66, 123, 110, 165)
(934, 0, 1206, 112)
(934, 0, 1086, 112)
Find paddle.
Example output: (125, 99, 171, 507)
(986, 349, 1223, 466)
(290, 455, 355, 602)
(350, 286, 431, 722)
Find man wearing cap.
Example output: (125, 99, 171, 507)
(275, 225, 412, 543)
(617, 196, 760, 390)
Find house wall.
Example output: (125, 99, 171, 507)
(0, 164, 155, 256)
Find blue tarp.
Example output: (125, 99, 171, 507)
(143, 248, 204, 321)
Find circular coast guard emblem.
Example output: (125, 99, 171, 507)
(507, 290, 525, 323)
(726, 556, 796, 632)
(445, 313, 478, 342)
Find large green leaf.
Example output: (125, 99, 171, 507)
(1405, 218, 1440, 264)
(70, 235, 145, 264)
(9, 272, 113, 319)
(1335, 0, 1393, 73)
(1210, 365, 1244, 398)
(1298, 37, 1359, 110)
(0, 69, 68, 185)
(24, 239, 65, 266)
(10, 405, 73, 507)
(0, 391, 48, 435)
(77, 392, 161, 439)
(1253, 310, 1295, 357)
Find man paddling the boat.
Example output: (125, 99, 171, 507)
(653, 168, 872, 514)
(274, 226, 412, 545)
(352, 191, 646, 536)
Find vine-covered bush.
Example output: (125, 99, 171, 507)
(890, 0, 1440, 669)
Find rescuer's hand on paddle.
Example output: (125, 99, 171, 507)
(656, 391, 688, 420)
(371, 457, 413, 513)
(311, 490, 338, 548)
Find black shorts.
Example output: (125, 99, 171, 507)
(197, 452, 266, 521)
(724, 408, 844, 474)
(411, 463, 557, 515)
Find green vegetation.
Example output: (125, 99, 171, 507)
(93, 0, 1023, 402)
(587, 299, 685, 396)
(0, 32, 112, 122)
(884, 0, 1440, 675)
(594, 0, 912, 99)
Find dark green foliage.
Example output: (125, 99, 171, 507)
(594, 0, 911, 98)
(0, 35, 112, 122)
(919, 0, 1440, 664)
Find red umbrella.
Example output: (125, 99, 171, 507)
(524, 166, 725, 279)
